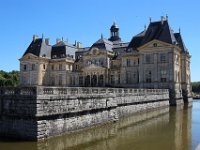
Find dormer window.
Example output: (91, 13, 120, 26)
(61, 54, 65, 58)
(42, 54, 46, 57)
(52, 55, 57, 59)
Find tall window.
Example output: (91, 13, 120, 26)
(127, 59, 131, 67)
(75, 65, 78, 70)
(160, 70, 167, 82)
(51, 65, 54, 71)
(118, 74, 120, 84)
(133, 60, 137, 65)
(23, 64, 27, 71)
(59, 64, 62, 71)
(145, 54, 151, 64)
(32, 64, 35, 70)
(145, 70, 152, 83)
(59, 75, 62, 85)
(51, 77, 55, 86)
(110, 75, 115, 84)
(133, 73, 136, 79)
(79, 76, 83, 86)
(43, 64, 46, 70)
(160, 53, 167, 63)
(126, 72, 131, 84)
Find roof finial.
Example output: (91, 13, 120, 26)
(166, 14, 168, 21)
(149, 17, 152, 23)
(101, 33, 103, 39)
(179, 27, 181, 33)
(113, 20, 116, 26)
(144, 24, 147, 31)
(62, 37, 64, 41)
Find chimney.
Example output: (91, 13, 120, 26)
(76, 42, 82, 48)
(161, 16, 165, 24)
(45, 38, 50, 45)
(33, 34, 38, 42)
(166, 14, 168, 21)
(101, 33, 103, 40)
(56, 38, 61, 44)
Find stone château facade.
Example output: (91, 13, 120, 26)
(19, 16, 192, 103)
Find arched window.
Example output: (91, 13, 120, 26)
(85, 75, 90, 87)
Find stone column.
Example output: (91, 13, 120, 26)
(90, 74, 92, 87)
(97, 73, 99, 86)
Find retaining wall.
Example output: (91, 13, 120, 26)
(0, 87, 170, 140)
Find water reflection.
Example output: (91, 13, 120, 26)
(192, 101, 200, 150)
(0, 103, 195, 150)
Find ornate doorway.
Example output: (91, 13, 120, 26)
(98, 75, 104, 86)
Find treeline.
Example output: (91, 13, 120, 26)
(192, 82, 200, 94)
(0, 70, 19, 87)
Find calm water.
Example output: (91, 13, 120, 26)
(1, 100, 200, 150)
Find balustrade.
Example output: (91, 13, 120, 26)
(0, 86, 169, 97)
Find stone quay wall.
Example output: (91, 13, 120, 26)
(0, 86, 169, 140)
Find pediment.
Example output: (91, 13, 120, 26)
(137, 40, 173, 51)
(19, 53, 38, 61)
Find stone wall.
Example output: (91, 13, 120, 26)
(0, 86, 170, 140)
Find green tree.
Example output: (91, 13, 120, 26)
(0, 70, 19, 87)
(192, 82, 200, 94)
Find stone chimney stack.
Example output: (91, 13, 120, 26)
(149, 17, 152, 23)
(56, 38, 61, 44)
(45, 38, 50, 45)
(33, 34, 38, 42)
(76, 42, 82, 48)
(166, 15, 168, 21)
(161, 16, 165, 24)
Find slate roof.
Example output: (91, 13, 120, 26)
(23, 38, 77, 59)
(90, 38, 113, 51)
(174, 33, 188, 53)
(23, 38, 51, 58)
(128, 20, 180, 51)
(128, 31, 146, 49)
(51, 41, 77, 59)
(141, 21, 177, 45)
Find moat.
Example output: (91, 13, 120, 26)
(0, 100, 199, 150)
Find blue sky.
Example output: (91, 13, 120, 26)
(0, 0, 199, 81)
